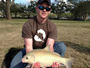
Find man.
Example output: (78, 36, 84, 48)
(10, 0, 66, 68)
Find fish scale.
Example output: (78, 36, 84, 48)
(22, 45, 74, 68)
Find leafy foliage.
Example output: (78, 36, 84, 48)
(71, 1, 90, 20)
(11, 3, 25, 17)
(1, 0, 90, 20)
(0, 1, 4, 10)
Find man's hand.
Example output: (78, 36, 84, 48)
(32, 62, 60, 68)
(51, 62, 60, 68)
(32, 62, 41, 68)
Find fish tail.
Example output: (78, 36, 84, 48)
(60, 58, 74, 68)
(64, 58, 74, 68)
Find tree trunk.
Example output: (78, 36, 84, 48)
(15, 13, 17, 18)
(6, 0, 12, 20)
(2, 0, 15, 20)
(84, 13, 88, 21)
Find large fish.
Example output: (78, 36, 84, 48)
(22, 45, 74, 68)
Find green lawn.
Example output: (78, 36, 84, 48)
(0, 19, 90, 68)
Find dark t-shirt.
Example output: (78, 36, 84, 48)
(22, 16, 57, 49)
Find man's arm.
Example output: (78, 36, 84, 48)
(24, 38, 33, 53)
(46, 38, 55, 51)
(46, 38, 60, 68)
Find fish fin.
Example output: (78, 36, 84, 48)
(44, 44, 51, 51)
(63, 58, 74, 68)
(40, 65, 46, 68)
(25, 64, 31, 68)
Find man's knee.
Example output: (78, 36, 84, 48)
(58, 42, 67, 52)
(54, 42, 67, 57)
(10, 49, 26, 68)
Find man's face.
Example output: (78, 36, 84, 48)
(36, 2, 51, 19)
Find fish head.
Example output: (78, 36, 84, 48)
(22, 54, 35, 64)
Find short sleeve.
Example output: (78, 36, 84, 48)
(22, 21, 32, 38)
(48, 23, 57, 40)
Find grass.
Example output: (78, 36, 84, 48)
(0, 19, 90, 68)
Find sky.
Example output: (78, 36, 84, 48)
(0, 0, 67, 4)
(15, 0, 54, 4)
(14, 0, 67, 4)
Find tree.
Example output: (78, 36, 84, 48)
(11, 3, 25, 17)
(0, 1, 5, 17)
(23, 1, 36, 18)
(51, 3, 57, 13)
(56, 1, 66, 19)
(68, 0, 86, 3)
(11, 3, 19, 17)
(0, 1, 4, 11)
(1, 0, 15, 20)
(28, 1, 36, 13)
(71, 1, 90, 20)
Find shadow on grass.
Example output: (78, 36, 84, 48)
(1, 48, 23, 68)
(64, 41, 90, 55)
(1, 41, 90, 68)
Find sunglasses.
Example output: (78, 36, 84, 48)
(38, 6, 51, 11)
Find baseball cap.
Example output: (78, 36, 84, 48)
(37, 0, 51, 6)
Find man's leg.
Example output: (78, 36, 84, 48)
(54, 42, 67, 57)
(10, 48, 28, 68)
